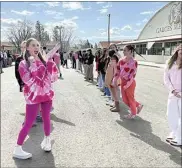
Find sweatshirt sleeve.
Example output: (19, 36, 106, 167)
(46, 60, 59, 83)
(46, 44, 60, 60)
(164, 65, 175, 93)
(18, 61, 41, 87)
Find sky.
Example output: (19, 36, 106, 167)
(1, 1, 168, 44)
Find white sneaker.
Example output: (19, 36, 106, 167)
(13, 145, 32, 159)
(41, 136, 51, 152)
(106, 100, 114, 106)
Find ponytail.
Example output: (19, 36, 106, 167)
(38, 52, 46, 66)
(133, 48, 146, 60)
(125, 45, 146, 60)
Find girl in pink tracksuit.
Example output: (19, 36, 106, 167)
(164, 44, 182, 146)
(13, 38, 60, 159)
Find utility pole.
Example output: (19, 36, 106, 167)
(108, 14, 111, 48)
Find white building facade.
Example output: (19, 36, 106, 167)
(118, 2, 182, 63)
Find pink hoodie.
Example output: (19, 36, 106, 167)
(19, 59, 58, 104)
(18, 44, 60, 104)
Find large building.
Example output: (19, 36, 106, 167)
(118, 2, 182, 63)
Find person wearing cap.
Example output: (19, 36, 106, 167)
(164, 44, 182, 146)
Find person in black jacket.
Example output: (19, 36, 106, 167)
(15, 41, 26, 92)
(85, 49, 94, 81)
(78, 50, 83, 73)
(82, 50, 88, 75)
(98, 48, 108, 94)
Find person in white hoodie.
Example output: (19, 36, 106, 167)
(164, 44, 182, 146)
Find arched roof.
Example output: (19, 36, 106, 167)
(138, 2, 181, 40)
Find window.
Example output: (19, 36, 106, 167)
(148, 43, 162, 55)
(164, 42, 171, 56)
(135, 44, 147, 55)
(171, 42, 178, 55)
(164, 41, 182, 56)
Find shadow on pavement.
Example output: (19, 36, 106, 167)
(86, 80, 97, 86)
(13, 123, 56, 168)
(51, 114, 76, 126)
(116, 117, 182, 166)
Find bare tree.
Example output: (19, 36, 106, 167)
(94, 43, 98, 49)
(52, 26, 75, 52)
(34, 21, 50, 47)
(7, 20, 34, 52)
(52, 27, 59, 42)
(76, 39, 92, 49)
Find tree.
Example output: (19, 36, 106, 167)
(94, 43, 98, 49)
(34, 21, 50, 47)
(52, 27, 59, 42)
(52, 26, 76, 52)
(7, 19, 34, 52)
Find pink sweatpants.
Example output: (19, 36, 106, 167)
(17, 101, 52, 145)
(121, 80, 140, 115)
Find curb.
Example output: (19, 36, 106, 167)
(138, 63, 165, 69)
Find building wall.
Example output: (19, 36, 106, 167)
(138, 2, 181, 40)
(118, 49, 171, 64)
(117, 2, 181, 64)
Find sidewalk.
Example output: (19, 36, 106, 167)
(138, 61, 165, 68)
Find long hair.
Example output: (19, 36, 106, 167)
(24, 38, 46, 68)
(168, 45, 182, 69)
(109, 43, 118, 52)
(78, 50, 82, 57)
(125, 45, 146, 60)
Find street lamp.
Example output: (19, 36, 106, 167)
(56, 26, 64, 51)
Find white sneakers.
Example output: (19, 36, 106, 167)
(13, 145, 32, 160)
(13, 136, 52, 159)
(106, 99, 114, 107)
(41, 136, 52, 152)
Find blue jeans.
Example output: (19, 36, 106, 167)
(101, 73, 111, 97)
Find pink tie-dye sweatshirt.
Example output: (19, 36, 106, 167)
(19, 59, 59, 104)
(113, 57, 138, 89)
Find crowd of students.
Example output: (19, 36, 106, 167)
(10, 38, 182, 160)
(0, 50, 14, 73)
(76, 43, 182, 145)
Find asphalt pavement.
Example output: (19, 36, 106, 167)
(1, 62, 181, 167)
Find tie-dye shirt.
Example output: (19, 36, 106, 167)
(113, 57, 138, 89)
(19, 59, 58, 104)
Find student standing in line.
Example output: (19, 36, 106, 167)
(53, 50, 62, 78)
(112, 45, 143, 119)
(85, 49, 94, 82)
(15, 41, 26, 92)
(164, 44, 182, 146)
